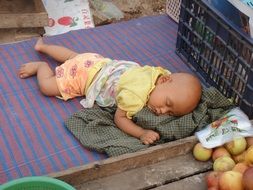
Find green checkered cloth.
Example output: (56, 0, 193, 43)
(65, 87, 234, 156)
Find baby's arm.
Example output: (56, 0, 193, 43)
(114, 107, 160, 145)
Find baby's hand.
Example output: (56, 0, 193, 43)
(140, 130, 160, 145)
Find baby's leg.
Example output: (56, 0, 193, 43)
(19, 62, 60, 97)
(35, 38, 78, 63)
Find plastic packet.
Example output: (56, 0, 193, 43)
(196, 107, 253, 148)
(90, 0, 124, 20)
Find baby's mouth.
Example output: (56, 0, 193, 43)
(154, 110, 161, 115)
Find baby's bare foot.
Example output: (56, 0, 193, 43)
(34, 37, 45, 52)
(19, 62, 42, 78)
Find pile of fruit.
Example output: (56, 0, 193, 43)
(192, 137, 253, 190)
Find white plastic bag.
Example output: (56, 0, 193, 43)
(196, 107, 253, 148)
(90, 0, 124, 20)
(42, 0, 94, 36)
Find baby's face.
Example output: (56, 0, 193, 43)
(147, 73, 202, 116)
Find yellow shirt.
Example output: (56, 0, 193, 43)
(116, 65, 170, 119)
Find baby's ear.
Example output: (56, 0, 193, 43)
(157, 75, 171, 84)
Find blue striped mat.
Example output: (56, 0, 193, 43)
(0, 15, 192, 184)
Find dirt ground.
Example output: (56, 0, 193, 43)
(92, 0, 167, 25)
(114, 0, 166, 17)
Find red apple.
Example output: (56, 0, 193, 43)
(245, 145, 253, 166)
(206, 171, 221, 188)
(233, 162, 249, 174)
(208, 187, 219, 190)
(242, 167, 253, 190)
(233, 151, 246, 163)
(246, 137, 253, 148)
(193, 142, 213, 161)
(213, 156, 236, 172)
(219, 171, 243, 190)
(212, 146, 231, 161)
(225, 137, 247, 156)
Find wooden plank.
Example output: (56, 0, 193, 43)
(0, 0, 48, 28)
(49, 136, 199, 186)
(0, 27, 44, 44)
(33, 0, 46, 13)
(0, 13, 48, 28)
(153, 173, 208, 190)
(0, 0, 35, 13)
(75, 153, 211, 190)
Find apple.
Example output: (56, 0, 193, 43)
(205, 171, 221, 188)
(208, 187, 219, 190)
(242, 167, 253, 190)
(245, 145, 253, 166)
(233, 151, 246, 163)
(193, 142, 213, 161)
(219, 171, 243, 190)
(233, 162, 249, 174)
(213, 156, 236, 172)
(212, 146, 231, 161)
(225, 137, 247, 155)
(246, 137, 253, 148)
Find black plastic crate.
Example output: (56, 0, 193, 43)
(176, 0, 253, 119)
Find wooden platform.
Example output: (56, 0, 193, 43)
(0, 0, 47, 43)
(49, 136, 212, 189)
(0, 0, 47, 28)
(0, 28, 45, 44)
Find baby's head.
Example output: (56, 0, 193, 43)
(147, 72, 202, 116)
